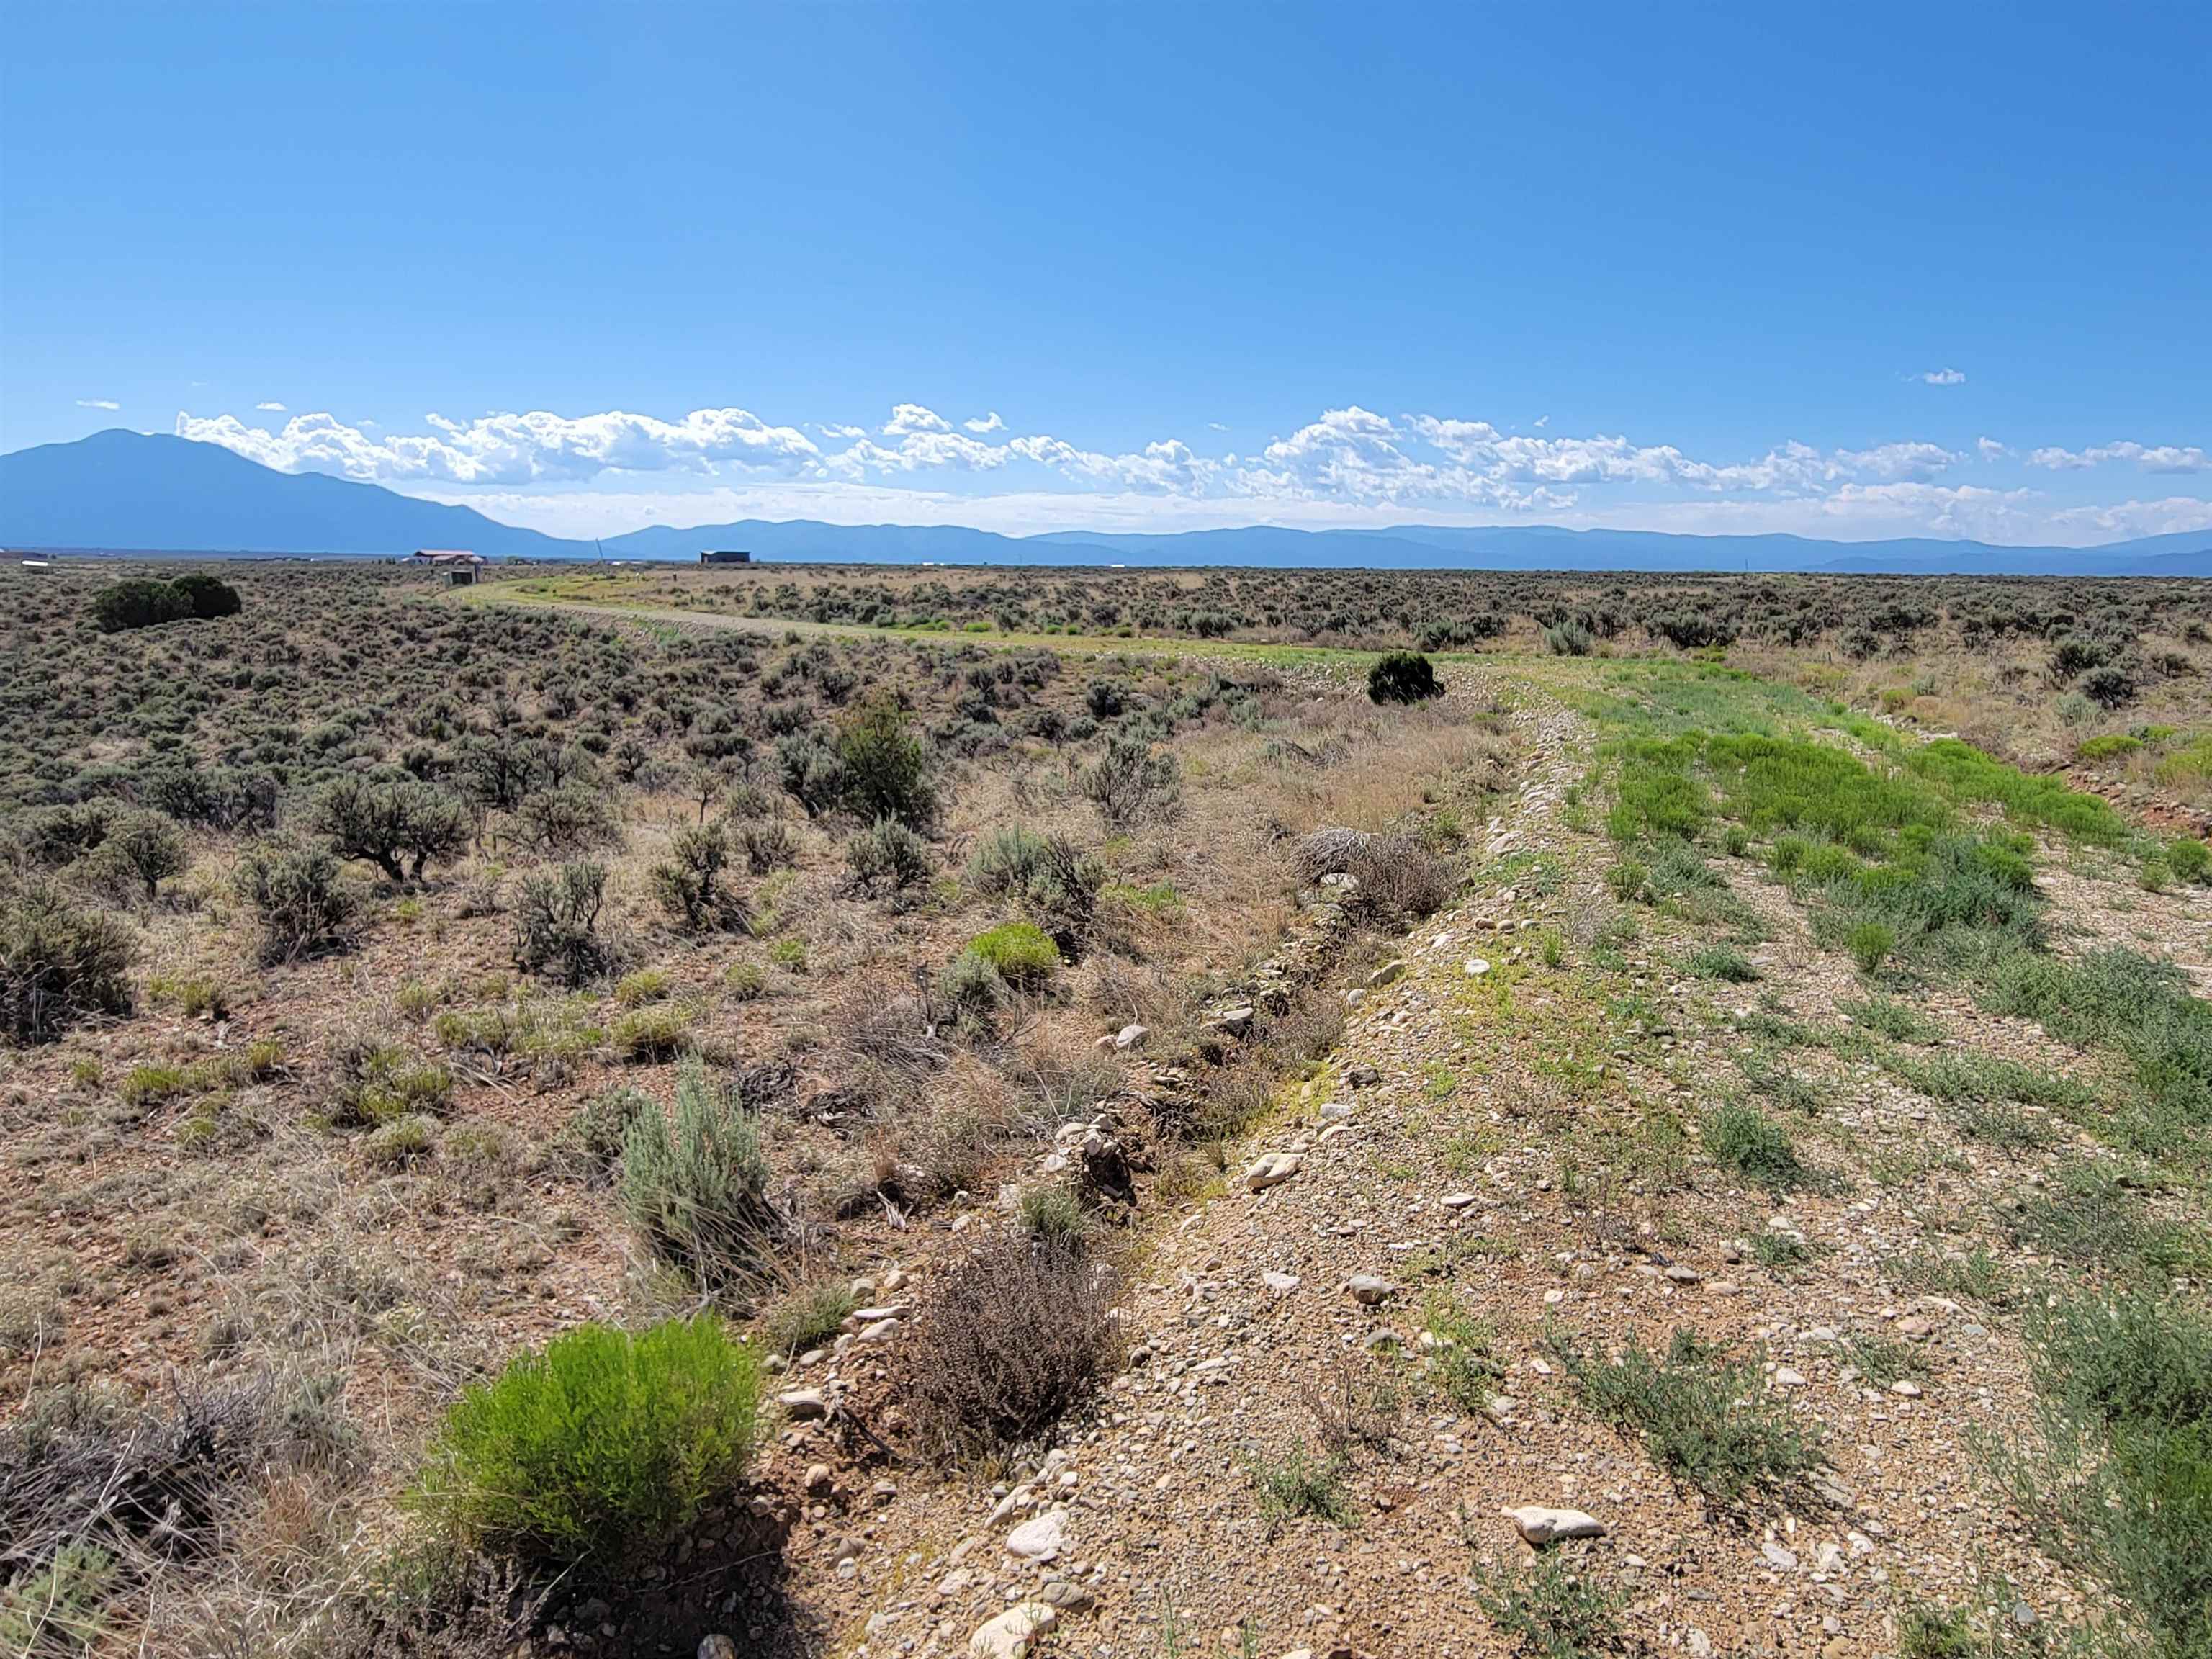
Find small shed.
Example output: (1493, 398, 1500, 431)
(698, 549, 752, 565)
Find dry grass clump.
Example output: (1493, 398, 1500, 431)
(899, 1230, 1123, 1460)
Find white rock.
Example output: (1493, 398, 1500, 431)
(778, 1388, 827, 1419)
(1762, 1542, 1800, 1571)
(1345, 1274, 1395, 1305)
(1368, 960, 1408, 988)
(969, 1603, 1058, 1659)
(1504, 1505, 1607, 1545)
(1773, 1367, 1808, 1388)
(1114, 1023, 1149, 1051)
(699, 1637, 739, 1659)
(1263, 1271, 1302, 1293)
(1244, 1151, 1303, 1192)
(1465, 958, 1493, 976)
(1004, 1509, 1066, 1561)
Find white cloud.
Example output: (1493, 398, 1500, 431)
(168, 394, 2207, 547)
(2028, 441, 2209, 475)
(2046, 496, 2212, 540)
(881, 403, 952, 436)
(1920, 368, 1967, 385)
(175, 405, 821, 484)
(256, 400, 287, 412)
(76, 398, 119, 410)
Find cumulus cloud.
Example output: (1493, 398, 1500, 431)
(175, 406, 820, 485)
(2028, 441, 2209, 474)
(881, 403, 952, 436)
(256, 401, 287, 412)
(76, 398, 119, 410)
(167, 394, 2207, 547)
(1920, 368, 1967, 385)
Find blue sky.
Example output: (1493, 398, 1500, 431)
(4, 1, 2207, 544)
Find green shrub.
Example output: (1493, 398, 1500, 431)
(939, 948, 1005, 1024)
(512, 861, 613, 985)
(621, 1058, 774, 1287)
(2008, 1291, 2212, 1659)
(310, 775, 469, 881)
(90, 578, 188, 632)
(1543, 620, 1595, 657)
(723, 961, 766, 1001)
(613, 967, 671, 1008)
(329, 1037, 452, 1127)
(611, 1001, 694, 1061)
(0, 881, 134, 1045)
(0, 1540, 116, 1654)
(410, 1313, 763, 1568)
(833, 693, 936, 828)
(235, 838, 356, 963)
(649, 821, 746, 932)
(1551, 1326, 1822, 1506)
(166, 570, 243, 620)
(1470, 1544, 1625, 1659)
(1845, 919, 1894, 974)
(1688, 944, 1759, 983)
(1897, 1603, 1978, 1659)
(119, 1062, 189, 1107)
(965, 921, 1060, 990)
(1247, 1444, 1356, 1530)
(846, 816, 932, 901)
(2167, 837, 2212, 885)
(1080, 734, 1182, 831)
(1703, 1101, 1807, 1191)
(91, 809, 189, 902)
(758, 1280, 859, 1355)
(1839, 994, 1942, 1043)
(968, 826, 1105, 948)
(1017, 1182, 1089, 1245)
(1604, 859, 1647, 902)
(767, 935, 807, 973)
(554, 1084, 650, 1182)
(1368, 650, 1442, 704)
(366, 1112, 439, 1168)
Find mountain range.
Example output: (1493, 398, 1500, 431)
(4, 428, 2208, 577)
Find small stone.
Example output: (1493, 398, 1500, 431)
(969, 1602, 1057, 1659)
(1773, 1367, 1808, 1388)
(1264, 1271, 1302, 1293)
(1762, 1542, 1800, 1571)
(1347, 1064, 1381, 1087)
(1344, 1274, 1395, 1305)
(1504, 1505, 1606, 1545)
(1663, 1264, 1703, 1285)
(1244, 1151, 1304, 1192)
(1897, 1316, 1937, 1341)
(1440, 1192, 1478, 1209)
(778, 1388, 827, 1420)
(1213, 1007, 1256, 1038)
(1115, 1023, 1149, 1051)
(1465, 958, 1493, 977)
(1038, 1580, 1096, 1613)
(804, 1462, 833, 1495)
(1890, 1380, 1923, 1398)
(1367, 961, 1408, 988)
(699, 1637, 739, 1659)
(1004, 1509, 1066, 1561)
